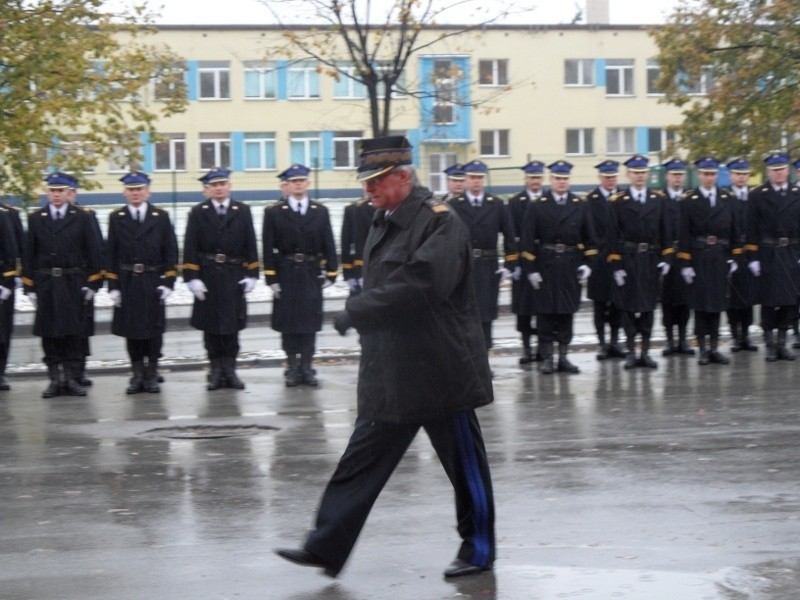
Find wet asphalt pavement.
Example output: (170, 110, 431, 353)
(2, 306, 800, 599)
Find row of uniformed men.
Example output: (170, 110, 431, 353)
(436, 152, 800, 373)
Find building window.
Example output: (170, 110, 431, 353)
(333, 131, 362, 168)
(290, 132, 322, 167)
(647, 128, 676, 153)
(428, 152, 458, 194)
(566, 128, 594, 155)
(433, 59, 457, 125)
(58, 136, 96, 173)
(682, 66, 714, 95)
(605, 59, 634, 96)
(376, 61, 407, 99)
(288, 61, 321, 99)
(334, 64, 367, 98)
(243, 133, 276, 170)
(480, 130, 509, 157)
(153, 62, 186, 101)
(244, 62, 277, 99)
(199, 133, 231, 170)
(107, 144, 136, 173)
(606, 128, 635, 154)
(564, 59, 594, 86)
(154, 135, 186, 171)
(647, 60, 662, 95)
(479, 59, 508, 86)
(198, 61, 230, 100)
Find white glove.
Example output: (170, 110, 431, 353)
(157, 285, 172, 300)
(511, 266, 522, 281)
(270, 282, 281, 299)
(613, 269, 627, 287)
(81, 287, 95, 302)
(14, 277, 22, 289)
(108, 289, 122, 307)
(0, 286, 10, 301)
(527, 272, 543, 290)
(238, 277, 256, 294)
(496, 267, 512, 282)
(186, 278, 207, 301)
(681, 267, 696, 284)
(27, 292, 37, 309)
(577, 265, 592, 282)
(657, 262, 670, 276)
(748, 261, 761, 277)
(728, 260, 738, 274)
(321, 279, 334, 289)
(347, 278, 359, 291)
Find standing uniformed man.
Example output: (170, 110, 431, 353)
(660, 158, 695, 356)
(745, 153, 800, 362)
(182, 168, 259, 389)
(677, 157, 740, 365)
(585, 160, 626, 360)
(0, 196, 24, 390)
(508, 160, 545, 364)
(263, 164, 338, 387)
(22, 172, 103, 398)
(106, 172, 178, 394)
(340, 195, 374, 297)
(608, 155, 673, 370)
(441, 163, 466, 202)
(521, 160, 597, 374)
(448, 159, 516, 352)
(725, 157, 759, 352)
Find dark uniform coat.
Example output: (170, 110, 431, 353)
(346, 186, 493, 423)
(727, 188, 758, 309)
(507, 188, 540, 315)
(182, 199, 259, 334)
(585, 187, 617, 303)
(22, 205, 103, 338)
(0, 204, 24, 346)
(448, 192, 517, 322)
(263, 199, 338, 334)
(745, 183, 800, 307)
(76, 204, 105, 338)
(660, 191, 691, 307)
(677, 188, 739, 313)
(521, 191, 598, 315)
(340, 198, 375, 285)
(106, 204, 179, 339)
(607, 188, 673, 313)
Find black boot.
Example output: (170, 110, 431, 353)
(730, 322, 742, 353)
(677, 327, 695, 355)
(557, 344, 579, 373)
(623, 339, 638, 370)
(519, 336, 534, 365)
(126, 361, 145, 394)
(62, 366, 87, 396)
(698, 336, 710, 365)
(765, 330, 778, 362)
(793, 331, 800, 349)
(223, 357, 245, 389)
(708, 336, 729, 364)
(284, 355, 300, 387)
(300, 354, 318, 387)
(662, 330, 676, 356)
(607, 332, 626, 358)
(207, 358, 224, 390)
(0, 358, 10, 391)
(539, 343, 554, 374)
(639, 337, 657, 369)
(777, 330, 796, 361)
(76, 359, 92, 387)
(42, 364, 62, 398)
(143, 360, 161, 393)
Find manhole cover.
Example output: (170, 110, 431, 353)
(141, 425, 279, 439)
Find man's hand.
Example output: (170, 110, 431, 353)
(681, 267, 696, 284)
(511, 266, 522, 281)
(748, 261, 761, 277)
(269, 283, 281, 299)
(81, 287, 95, 302)
(157, 285, 172, 300)
(496, 267, 512, 282)
(527, 272, 543, 290)
(109, 289, 122, 307)
(577, 265, 592, 282)
(238, 277, 257, 294)
(657, 262, 670, 276)
(728, 260, 738, 275)
(0, 286, 11, 301)
(347, 278, 360, 292)
(613, 269, 627, 287)
(334, 312, 352, 336)
(187, 279, 208, 301)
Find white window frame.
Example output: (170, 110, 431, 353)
(287, 62, 320, 99)
(428, 152, 458, 194)
(647, 128, 676, 154)
(333, 64, 367, 99)
(198, 62, 231, 101)
(376, 62, 407, 99)
(646, 60, 663, 96)
(683, 66, 715, 96)
(333, 132, 363, 169)
(153, 62, 186, 102)
(479, 59, 508, 87)
(564, 59, 594, 87)
(433, 59, 456, 125)
(243, 133, 276, 171)
(566, 128, 594, 155)
(480, 129, 509, 157)
(290, 132, 322, 167)
(244, 62, 277, 100)
(605, 60, 635, 97)
(153, 135, 186, 172)
(606, 127, 636, 154)
(199, 134, 231, 170)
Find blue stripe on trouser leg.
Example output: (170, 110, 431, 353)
(452, 411, 491, 566)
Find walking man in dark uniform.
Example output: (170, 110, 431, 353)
(608, 155, 673, 369)
(0, 196, 24, 390)
(677, 157, 740, 365)
(263, 164, 338, 387)
(660, 158, 695, 356)
(725, 157, 759, 352)
(508, 160, 545, 364)
(585, 160, 626, 360)
(448, 159, 516, 352)
(182, 168, 259, 389)
(275, 135, 494, 579)
(106, 172, 179, 394)
(745, 153, 800, 362)
(22, 172, 103, 398)
(340, 195, 374, 297)
(521, 160, 597, 374)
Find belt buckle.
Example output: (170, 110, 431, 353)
(554, 243, 566, 253)
(293, 253, 306, 263)
(132, 263, 145, 273)
(706, 235, 718, 245)
(51, 267, 63, 277)
(472, 249, 482, 258)
(778, 237, 789, 247)
(214, 253, 226, 263)
(637, 243, 649, 252)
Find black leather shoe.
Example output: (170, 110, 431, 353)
(709, 350, 730, 364)
(77, 373, 93, 387)
(207, 370, 224, 391)
(539, 357, 554, 374)
(698, 350, 710, 365)
(225, 371, 246, 389)
(42, 381, 61, 399)
(677, 342, 695, 356)
(63, 379, 87, 397)
(623, 353, 637, 370)
(301, 367, 319, 387)
(607, 343, 626, 359)
(274, 548, 337, 578)
(777, 346, 796, 361)
(741, 338, 758, 352)
(596, 345, 610, 361)
(662, 343, 676, 357)
(443, 558, 492, 578)
(0, 376, 10, 391)
(518, 350, 534, 365)
(557, 357, 580, 373)
(638, 354, 658, 369)
(730, 339, 742, 353)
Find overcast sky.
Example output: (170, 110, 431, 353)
(136, 0, 684, 25)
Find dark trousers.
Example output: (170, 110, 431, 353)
(42, 336, 83, 369)
(537, 313, 574, 345)
(481, 322, 493, 349)
(282, 333, 316, 357)
(761, 306, 794, 331)
(726, 307, 753, 336)
(621, 311, 655, 338)
(203, 332, 239, 359)
(126, 336, 163, 362)
(694, 310, 721, 339)
(516, 314, 536, 337)
(304, 411, 495, 575)
(663, 304, 690, 331)
(592, 301, 620, 342)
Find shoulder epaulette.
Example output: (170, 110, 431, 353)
(425, 198, 450, 213)
(77, 205, 94, 213)
(610, 191, 625, 202)
(651, 190, 666, 198)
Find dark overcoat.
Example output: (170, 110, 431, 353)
(660, 191, 691, 307)
(745, 183, 800, 307)
(340, 198, 375, 283)
(507, 189, 538, 315)
(346, 186, 493, 423)
(727, 190, 758, 309)
(448, 192, 516, 322)
(182, 199, 259, 334)
(0, 204, 24, 346)
(262, 199, 338, 334)
(585, 187, 617, 303)
(22, 205, 103, 338)
(106, 204, 179, 339)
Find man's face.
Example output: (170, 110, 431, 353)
(288, 178, 309, 199)
(124, 186, 151, 207)
(768, 166, 789, 187)
(699, 170, 718, 189)
(526, 175, 543, 193)
(599, 174, 617, 192)
(364, 169, 409, 211)
(47, 187, 68, 208)
(280, 181, 289, 198)
(665, 171, 685, 191)
(730, 172, 749, 188)
(447, 178, 465, 196)
(550, 175, 570, 195)
(627, 170, 648, 188)
(206, 180, 231, 201)
(466, 174, 485, 196)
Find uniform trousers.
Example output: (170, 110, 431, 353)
(693, 310, 721, 338)
(481, 322, 493, 349)
(203, 332, 239, 359)
(515, 314, 536, 337)
(727, 307, 754, 335)
(42, 336, 83, 369)
(621, 311, 655, 338)
(537, 313, 573, 345)
(593, 301, 621, 338)
(662, 304, 690, 331)
(304, 410, 495, 575)
(761, 306, 794, 331)
(126, 336, 163, 362)
(282, 332, 315, 356)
